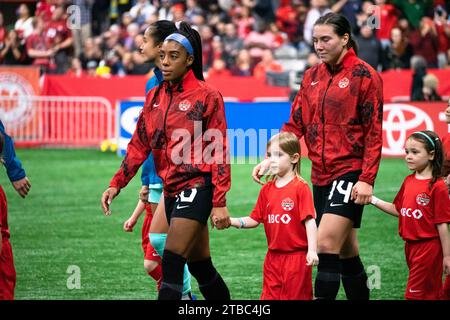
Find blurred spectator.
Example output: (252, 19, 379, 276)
(382, 27, 413, 70)
(127, 34, 152, 75)
(123, 23, 140, 51)
(14, 4, 34, 41)
(35, 0, 55, 21)
(0, 12, 6, 52)
(207, 58, 232, 77)
(231, 5, 255, 39)
(67, 57, 84, 77)
(231, 48, 254, 76)
(253, 48, 283, 80)
(45, 5, 73, 74)
(130, 0, 157, 25)
(244, 20, 277, 61)
(172, 3, 187, 23)
(0, 30, 27, 65)
(200, 25, 215, 71)
(86, 59, 99, 77)
(242, 0, 276, 27)
(391, 0, 433, 30)
(303, 0, 332, 46)
(356, 23, 383, 70)
(158, 0, 173, 21)
(222, 23, 244, 68)
(409, 17, 439, 68)
(410, 55, 428, 101)
(206, 1, 229, 30)
(79, 37, 102, 70)
(434, 5, 450, 69)
(276, 0, 308, 47)
(72, 0, 93, 58)
(331, 0, 363, 32)
(374, 0, 399, 48)
(422, 73, 442, 101)
(26, 17, 55, 74)
(186, 0, 204, 23)
(354, 1, 374, 34)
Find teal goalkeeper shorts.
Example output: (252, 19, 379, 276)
(148, 183, 163, 204)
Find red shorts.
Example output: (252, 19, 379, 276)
(142, 204, 161, 263)
(404, 238, 443, 300)
(261, 250, 313, 300)
(0, 240, 16, 300)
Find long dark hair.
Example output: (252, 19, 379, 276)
(173, 21, 205, 81)
(409, 130, 444, 188)
(314, 12, 358, 55)
(147, 20, 177, 45)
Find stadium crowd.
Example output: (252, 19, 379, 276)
(0, 0, 450, 82)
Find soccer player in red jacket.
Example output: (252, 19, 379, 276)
(101, 22, 231, 300)
(253, 13, 383, 300)
(371, 131, 450, 300)
(229, 132, 318, 300)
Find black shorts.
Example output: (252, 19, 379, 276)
(164, 187, 213, 225)
(313, 171, 364, 228)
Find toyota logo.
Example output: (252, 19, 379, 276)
(382, 104, 434, 156)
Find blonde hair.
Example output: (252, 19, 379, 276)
(265, 132, 304, 182)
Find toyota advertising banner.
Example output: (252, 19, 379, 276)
(118, 101, 449, 158)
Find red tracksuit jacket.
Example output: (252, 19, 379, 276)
(110, 70, 230, 207)
(282, 48, 383, 186)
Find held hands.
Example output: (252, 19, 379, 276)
(139, 185, 149, 203)
(101, 187, 119, 216)
(306, 251, 319, 266)
(12, 177, 31, 198)
(252, 158, 271, 185)
(210, 207, 231, 230)
(444, 256, 450, 275)
(351, 181, 373, 205)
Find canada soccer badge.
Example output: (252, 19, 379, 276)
(179, 100, 191, 111)
(281, 198, 294, 211)
(339, 77, 349, 88)
(416, 193, 430, 206)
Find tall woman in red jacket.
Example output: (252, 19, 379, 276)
(101, 22, 231, 300)
(253, 13, 383, 300)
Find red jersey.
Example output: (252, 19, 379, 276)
(25, 32, 53, 67)
(250, 176, 316, 252)
(376, 4, 399, 41)
(443, 133, 450, 176)
(393, 174, 450, 242)
(110, 70, 230, 207)
(45, 20, 72, 47)
(282, 48, 383, 186)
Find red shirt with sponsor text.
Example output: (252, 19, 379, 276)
(393, 174, 450, 242)
(250, 176, 316, 252)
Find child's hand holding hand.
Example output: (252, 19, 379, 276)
(306, 251, 319, 266)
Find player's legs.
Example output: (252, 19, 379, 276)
(339, 229, 369, 300)
(315, 214, 353, 300)
(149, 196, 193, 298)
(142, 204, 162, 289)
(186, 225, 230, 300)
(158, 217, 202, 300)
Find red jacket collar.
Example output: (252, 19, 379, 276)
(163, 69, 201, 93)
